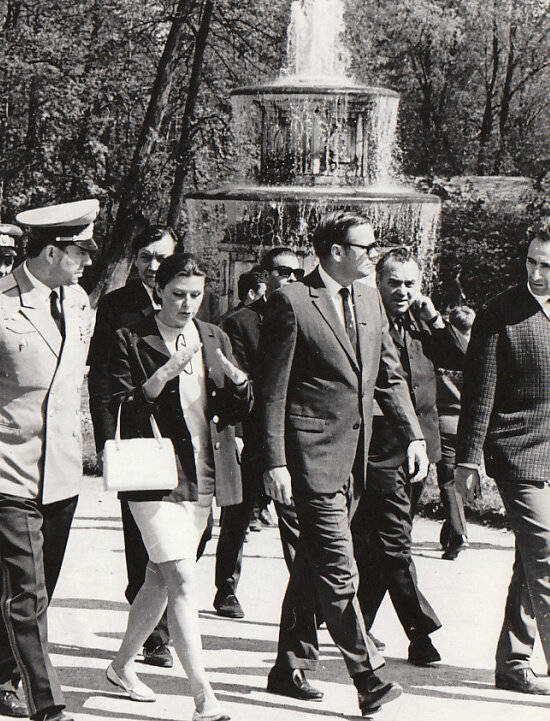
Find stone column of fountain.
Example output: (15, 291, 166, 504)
(185, 0, 440, 310)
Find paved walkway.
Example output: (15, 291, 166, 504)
(9, 477, 549, 721)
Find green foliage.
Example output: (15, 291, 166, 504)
(432, 200, 540, 311)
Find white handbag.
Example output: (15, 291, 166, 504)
(103, 406, 179, 493)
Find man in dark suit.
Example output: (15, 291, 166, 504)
(258, 212, 429, 716)
(455, 225, 550, 695)
(351, 247, 467, 666)
(88, 225, 214, 669)
(214, 254, 302, 618)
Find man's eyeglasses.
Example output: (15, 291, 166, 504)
(271, 266, 305, 280)
(176, 333, 194, 375)
(338, 242, 381, 262)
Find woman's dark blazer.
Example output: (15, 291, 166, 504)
(107, 313, 253, 505)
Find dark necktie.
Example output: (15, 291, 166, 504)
(339, 287, 357, 353)
(50, 289, 65, 338)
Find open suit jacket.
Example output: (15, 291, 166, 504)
(258, 267, 423, 495)
(456, 283, 550, 481)
(0, 264, 92, 504)
(88, 278, 215, 452)
(108, 313, 253, 505)
(369, 309, 467, 470)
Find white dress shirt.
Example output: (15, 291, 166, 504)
(527, 284, 550, 320)
(143, 282, 161, 310)
(317, 264, 356, 331)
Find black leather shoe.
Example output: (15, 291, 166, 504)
(408, 636, 441, 666)
(367, 631, 386, 652)
(214, 593, 244, 619)
(442, 535, 468, 560)
(357, 677, 402, 714)
(142, 642, 173, 668)
(0, 688, 27, 717)
(32, 708, 74, 721)
(495, 668, 550, 695)
(439, 520, 450, 550)
(267, 667, 323, 701)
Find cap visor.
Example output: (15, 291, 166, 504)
(74, 238, 98, 252)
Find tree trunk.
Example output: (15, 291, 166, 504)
(167, 0, 216, 229)
(89, 0, 197, 302)
(493, 17, 517, 173)
(476, 16, 500, 174)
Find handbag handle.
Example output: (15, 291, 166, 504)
(114, 404, 164, 450)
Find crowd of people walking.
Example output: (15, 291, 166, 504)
(0, 199, 548, 721)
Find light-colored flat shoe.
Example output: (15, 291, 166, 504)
(191, 708, 230, 721)
(106, 663, 156, 702)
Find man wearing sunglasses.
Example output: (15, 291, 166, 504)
(258, 211, 428, 716)
(214, 247, 304, 619)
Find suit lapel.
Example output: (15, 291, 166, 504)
(13, 266, 62, 357)
(139, 314, 170, 359)
(309, 269, 359, 372)
(196, 320, 222, 381)
(352, 282, 372, 365)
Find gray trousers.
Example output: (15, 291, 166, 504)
(495, 479, 550, 673)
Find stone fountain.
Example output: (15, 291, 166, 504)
(185, 0, 440, 310)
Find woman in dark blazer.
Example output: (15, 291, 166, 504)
(105, 254, 252, 721)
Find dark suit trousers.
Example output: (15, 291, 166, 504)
(0, 493, 77, 715)
(275, 465, 383, 676)
(215, 456, 299, 599)
(494, 479, 550, 672)
(352, 464, 440, 640)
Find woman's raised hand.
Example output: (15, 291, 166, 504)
(162, 343, 202, 382)
(216, 348, 247, 385)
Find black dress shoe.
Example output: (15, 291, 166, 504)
(408, 636, 441, 666)
(495, 668, 550, 695)
(142, 642, 173, 668)
(0, 688, 27, 717)
(442, 535, 468, 560)
(367, 631, 386, 652)
(439, 520, 450, 550)
(356, 676, 402, 714)
(32, 708, 74, 721)
(214, 593, 244, 619)
(267, 667, 323, 701)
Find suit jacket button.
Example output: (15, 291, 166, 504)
(214, 441, 221, 450)
(211, 390, 217, 397)
(212, 415, 220, 423)
(353, 422, 360, 430)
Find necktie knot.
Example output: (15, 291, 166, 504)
(339, 287, 350, 301)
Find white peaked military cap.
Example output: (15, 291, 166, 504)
(16, 199, 99, 252)
(0, 224, 23, 256)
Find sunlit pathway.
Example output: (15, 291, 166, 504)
(14, 476, 548, 721)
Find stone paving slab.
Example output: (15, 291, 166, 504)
(2, 477, 548, 721)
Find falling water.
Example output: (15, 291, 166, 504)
(283, 0, 351, 84)
(184, 0, 442, 308)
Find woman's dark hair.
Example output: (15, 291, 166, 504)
(155, 253, 206, 291)
(132, 225, 179, 255)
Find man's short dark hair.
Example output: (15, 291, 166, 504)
(237, 270, 267, 301)
(311, 211, 369, 259)
(133, 225, 179, 255)
(528, 218, 550, 244)
(25, 236, 78, 259)
(260, 246, 297, 271)
(376, 246, 420, 280)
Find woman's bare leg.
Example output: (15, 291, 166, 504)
(159, 558, 221, 714)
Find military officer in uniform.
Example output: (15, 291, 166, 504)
(0, 200, 98, 721)
(0, 224, 23, 277)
